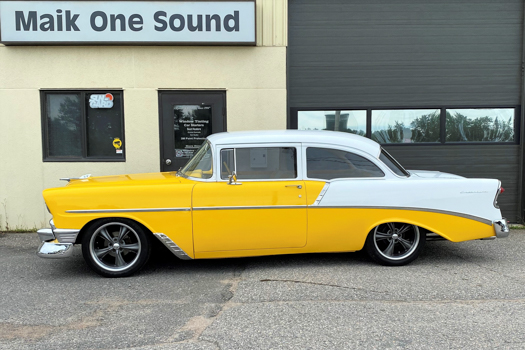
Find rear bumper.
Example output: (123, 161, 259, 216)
(37, 220, 80, 259)
(493, 218, 510, 238)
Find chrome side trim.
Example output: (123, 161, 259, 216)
(66, 208, 191, 214)
(493, 218, 510, 238)
(37, 229, 55, 242)
(54, 229, 81, 244)
(193, 205, 307, 211)
(312, 183, 330, 206)
(153, 233, 192, 260)
(308, 205, 493, 225)
(37, 242, 74, 259)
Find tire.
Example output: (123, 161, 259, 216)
(81, 219, 151, 277)
(365, 222, 425, 266)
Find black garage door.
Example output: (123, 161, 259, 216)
(288, 0, 523, 221)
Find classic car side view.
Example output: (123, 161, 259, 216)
(37, 130, 509, 277)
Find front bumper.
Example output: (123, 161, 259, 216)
(37, 220, 80, 259)
(493, 218, 510, 238)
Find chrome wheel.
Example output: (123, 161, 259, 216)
(365, 222, 425, 266)
(89, 222, 142, 272)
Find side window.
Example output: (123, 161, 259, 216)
(306, 147, 385, 180)
(220, 147, 297, 180)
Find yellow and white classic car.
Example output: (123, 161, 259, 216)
(37, 130, 509, 277)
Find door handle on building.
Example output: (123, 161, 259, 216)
(165, 159, 172, 165)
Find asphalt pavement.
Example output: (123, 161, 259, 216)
(1, 231, 524, 350)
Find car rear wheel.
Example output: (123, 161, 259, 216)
(81, 219, 151, 277)
(365, 222, 425, 266)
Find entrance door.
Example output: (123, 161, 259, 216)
(159, 91, 226, 172)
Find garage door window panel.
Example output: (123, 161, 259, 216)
(445, 108, 515, 142)
(298, 110, 366, 136)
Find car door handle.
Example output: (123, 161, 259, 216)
(285, 185, 302, 189)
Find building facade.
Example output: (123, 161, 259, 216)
(1, 0, 524, 229)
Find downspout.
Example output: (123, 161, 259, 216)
(519, 0, 525, 223)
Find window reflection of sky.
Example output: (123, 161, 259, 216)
(447, 109, 514, 122)
(298, 110, 366, 132)
(372, 109, 439, 130)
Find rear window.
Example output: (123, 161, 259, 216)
(379, 149, 410, 177)
(306, 147, 385, 180)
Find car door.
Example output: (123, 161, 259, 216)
(192, 144, 307, 253)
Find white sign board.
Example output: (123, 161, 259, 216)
(0, 1, 256, 45)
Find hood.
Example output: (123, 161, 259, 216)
(408, 170, 465, 179)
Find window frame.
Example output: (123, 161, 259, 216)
(41, 90, 125, 162)
(216, 143, 302, 182)
(301, 144, 389, 181)
(290, 106, 520, 146)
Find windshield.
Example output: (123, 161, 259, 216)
(180, 141, 213, 179)
(379, 148, 410, 177)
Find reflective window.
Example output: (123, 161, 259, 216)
(298, 110, 366, 136)
(221, 147, 297, 180)
(43, 91, 124, 161)
(372, 109, 440, 144)
(306, 147, 384, 180)
(46, 94, 82, 157)
(445, 109, 515, 142)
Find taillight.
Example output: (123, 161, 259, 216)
(494, 185, 504, 209)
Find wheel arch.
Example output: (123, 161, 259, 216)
(74, 216, 156, 244)
(363, 217, 447, 242)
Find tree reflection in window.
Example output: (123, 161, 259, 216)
(445, 109, 514, 142)
(47, 94, 82, 157)
(372, 110, 440, 144)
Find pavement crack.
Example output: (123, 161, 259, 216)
(169, 262, 246, 346)
(259, 278, 388, 294)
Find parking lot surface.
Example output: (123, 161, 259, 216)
(1, 231, 525, 350)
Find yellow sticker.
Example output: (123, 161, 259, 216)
(113, 138, 122, 150)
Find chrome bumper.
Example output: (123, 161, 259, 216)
(493, 218, 510, 238)
(37, 220, 80, 259)
(37, 241, 74, 259)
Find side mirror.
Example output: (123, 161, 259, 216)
(228, 171, 241, 185)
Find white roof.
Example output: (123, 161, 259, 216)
(207, 130, 381, 157)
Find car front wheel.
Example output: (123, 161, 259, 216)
(81, 219, 151, 277)
(365, 222, 425, 266)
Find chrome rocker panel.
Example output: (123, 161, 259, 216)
(153, 233, 192, 260)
